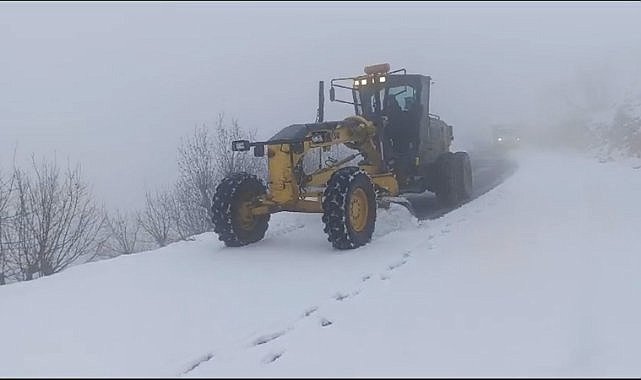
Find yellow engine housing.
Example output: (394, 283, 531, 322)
(250, 115, 399, 216)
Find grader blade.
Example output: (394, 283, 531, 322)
(378, 196, 417, 217)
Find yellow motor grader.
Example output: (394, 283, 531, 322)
(212, 64, 472, 249)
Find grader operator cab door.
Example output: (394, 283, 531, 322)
(355, 74, 433, 184)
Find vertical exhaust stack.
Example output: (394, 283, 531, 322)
(317, 81, 324, 123)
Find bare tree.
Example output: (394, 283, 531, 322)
(104, 209, 141, 256)
(169, 182, 209, 240)
(138, 189, 174, 247)
(175, 124, 218, 236)
(10, 157, 104, 279)
(0, 170, 15, 285)
(213, 114, 265, 178)
(11, 167, 39, 281)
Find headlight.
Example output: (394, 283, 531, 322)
(232, 140, 251, 151)
(497, 137, 503, 142)
(354, 80, 360, 87)
(360, 78, 367, 85)
(379, 76, 386, 83)
(311, 131, 329, 144)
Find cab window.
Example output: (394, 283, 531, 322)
(385, 85, 417, 112)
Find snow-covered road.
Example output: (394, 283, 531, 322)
(1, 149, 640, 377)
(407, 148, 518, 220)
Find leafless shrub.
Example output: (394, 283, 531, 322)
(104, 209, 141, 256)
(0, 170, 15, 285)
(138, 189, 174, 248)
(7, 157, 104, 280)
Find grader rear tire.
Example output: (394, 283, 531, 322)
(212, 172, 270, 247)
(435, 152, 459, 207)
(454, 151, 473, 201)
(322, 167, 376, 250)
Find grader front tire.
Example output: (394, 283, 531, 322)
(322, 167, 377, 250)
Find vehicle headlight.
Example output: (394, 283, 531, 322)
(497, 137, 503, 142)
(311, 131, 331, 144)
(360, 78, 367, 85)
(232, 140, 251, 151)
(354, 80, 360, 87)
(379, 76, 386, 83)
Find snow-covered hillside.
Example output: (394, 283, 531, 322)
(589, 91, 641, 165)
(1, 150, 640, 377)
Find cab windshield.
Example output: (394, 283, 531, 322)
(358, 83, 418, 118)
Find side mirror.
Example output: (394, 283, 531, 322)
(329, 86, 335, 102)
(253, 143, 265, 157)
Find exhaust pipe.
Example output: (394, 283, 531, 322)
(317, 80, 324, 123)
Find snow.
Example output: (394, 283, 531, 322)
(589, 90, 641, 164)
(1, 150, 641, 377)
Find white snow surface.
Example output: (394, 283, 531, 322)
(1, 150, 641, 377)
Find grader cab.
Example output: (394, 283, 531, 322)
(212, 64, 472, 249)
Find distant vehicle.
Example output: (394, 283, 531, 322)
(492, 125, 520, 149)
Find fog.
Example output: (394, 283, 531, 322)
(1, 1, 640, 210)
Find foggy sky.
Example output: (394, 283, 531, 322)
(1, 1, 640, 210)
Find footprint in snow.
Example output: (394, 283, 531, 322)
(362, 274, 372, 282)
(181, 353, 214, 375)
(254, 331, 286, 346)
(303, 306, 319, 317)
(333, 292, 350, 301)
(380, 273, 391, 280)
(263, 351, 284, 364)
(320, 317, 333, 327)
(388, 259, 407, 271)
